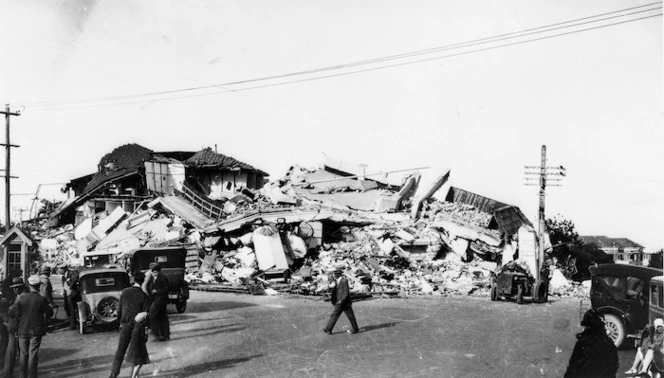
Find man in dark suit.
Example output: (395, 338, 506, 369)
(15, 275, 53, 378)
(149, 264, 171, 341)
(109, 271, 150, 378)
(323, 268, 359, 335)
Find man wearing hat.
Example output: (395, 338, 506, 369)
(38, 267, 54, 307)
(15, 275, 53, 378)
(148, 264, 170, 342)
(3, 276, 26, 377)
(323, 268, 359, 335)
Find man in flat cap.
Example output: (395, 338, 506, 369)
(15, 275, 53, 378)
(323, 268, 359, 335)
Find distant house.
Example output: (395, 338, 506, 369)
(55, 144, 267, 226)
(579, 235, 645, 264)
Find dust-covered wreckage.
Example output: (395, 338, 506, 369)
(18, 144, 586, 299)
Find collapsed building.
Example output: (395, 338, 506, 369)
(4, 146, 588, 299)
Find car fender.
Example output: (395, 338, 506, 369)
(595, 305, 635, 332)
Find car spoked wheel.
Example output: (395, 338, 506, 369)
(602, 314, 626, 348)
(97, 297, 120, 323)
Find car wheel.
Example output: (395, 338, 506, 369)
(490, 286, 498, 301)
(603, 313, 626, 348)
(516, 285, 524, 305)
(176, 300, 187, 313)
(533, 281, 548, 303)
(97, 297, 120, 323)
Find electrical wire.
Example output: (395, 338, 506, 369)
(16, 4, 662, 111)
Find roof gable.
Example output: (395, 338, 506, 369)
(0, 226, 36, 247)
(82, 143, 154, 196)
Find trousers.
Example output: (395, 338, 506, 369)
(325, 302, 359, 332)
(110, 322, 135, 376)
(17, 335, 42, 378)
(2, 332, 18, 378)
(149, 303, 170, 339)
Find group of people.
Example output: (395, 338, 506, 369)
(565, 309, 664, 378)
(109, 262, 171, 378)
(0, 268, 54, 378)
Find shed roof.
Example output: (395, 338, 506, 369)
(0, 226, 37, 247)
(185, 147, 267, 175)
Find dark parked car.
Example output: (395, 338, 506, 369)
(588, 263, 663, 347)
(123, 246, 190, 313)
(76, 268, 131, 334)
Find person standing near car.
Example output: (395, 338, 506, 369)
(564, 309, 618, 378)
(149, 264, 170, 342)
(62, 267, 81, 331)
(15, 275, 53, 378)
(109, 271, 150, 378)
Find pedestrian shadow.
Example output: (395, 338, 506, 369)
(151, 354, 263, 377)
(182, 301, 258, 314)
(169, 323, 246, 341)
(361, 322, 400, 333)
(40, 348, 79, 363)
(39, 353, 114, 377)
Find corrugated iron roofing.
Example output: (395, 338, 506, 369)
(445, 187, 509, 214)
(184, 147, 267, 175)
(491, 206, 534, 236)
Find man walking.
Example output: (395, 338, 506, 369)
(323, 268, 359, 335)
(109, 271, 150, 378)
(15, 275, 53, 378)
(149, 264, 170, 341)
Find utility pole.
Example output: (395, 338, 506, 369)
(524, 145, 565, 281)
(1, 104, 21, 231)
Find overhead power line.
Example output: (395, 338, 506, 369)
(14, 4, 662, 111)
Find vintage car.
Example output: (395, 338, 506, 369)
(76, 268, 131, 334)
(122, 246, 190, 313)
(588, 263, 663, 347)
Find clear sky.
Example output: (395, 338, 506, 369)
(0, 1, 662, 250)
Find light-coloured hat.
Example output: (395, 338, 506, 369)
(654, 318, 664, 328)
(27, 275, 40, 286)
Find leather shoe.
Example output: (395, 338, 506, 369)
(322, 328, 332, 335)
(350, 329, 359, 334)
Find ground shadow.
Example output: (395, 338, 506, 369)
(40, 353, 115, 377)
(183, 301, 258, 314)
(153, 355, 263, 377)
(41, 354, 166, 377)
(360, 322, 400, 333)
(168, 323, 246, 341)
(40, 348, 79, 363)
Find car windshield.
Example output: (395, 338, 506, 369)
(80, 272, 130, 294)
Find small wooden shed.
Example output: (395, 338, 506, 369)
(0, 226, 37, 281)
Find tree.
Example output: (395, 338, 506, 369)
(546, 214, 611, 281)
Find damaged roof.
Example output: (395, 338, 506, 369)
(489, 206, 534, 236)
(82, 143, 154, 196)
(185, 147, 268, 175)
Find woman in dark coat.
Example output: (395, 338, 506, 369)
(564, 309, 619, 378)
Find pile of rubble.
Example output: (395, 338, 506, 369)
(24, 161, 590, 300)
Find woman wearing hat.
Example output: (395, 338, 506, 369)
(564, 309, 618, 378)
(627, 318, 664, 376)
